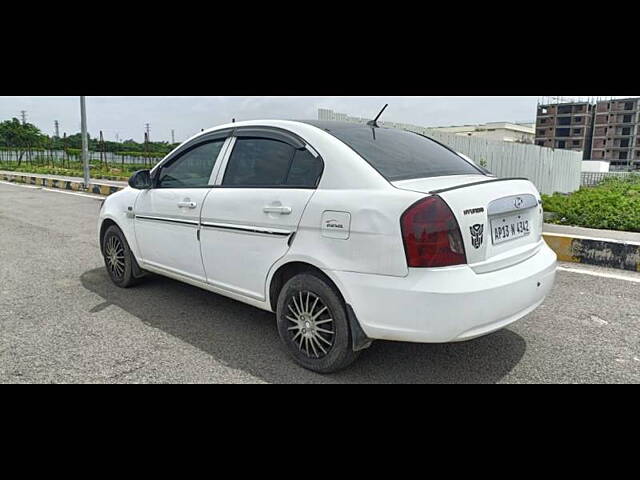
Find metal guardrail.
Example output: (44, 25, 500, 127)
(581, 171, 639, 186)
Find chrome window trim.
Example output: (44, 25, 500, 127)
(213, 137, 237, 185)
(207, 137, 234, 186)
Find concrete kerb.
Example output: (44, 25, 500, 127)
(543, 232, 640, 272)
(1, 172, 125, 196)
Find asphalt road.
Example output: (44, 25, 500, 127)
(1, 181, 639, 383)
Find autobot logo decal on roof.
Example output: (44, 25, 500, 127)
(470, 224, 484, 249)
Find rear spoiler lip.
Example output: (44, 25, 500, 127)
(428, 177, 530, 195)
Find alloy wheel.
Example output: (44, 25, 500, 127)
(105, 235, 125, 279)
(286, 291, 335, 359)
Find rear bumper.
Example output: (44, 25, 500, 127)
(331, 242, 557, 343)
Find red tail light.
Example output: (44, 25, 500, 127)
(401, 196, 467, 268)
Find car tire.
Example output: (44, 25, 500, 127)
(276, 272, 360, 373)
(102, 225, 143, 288)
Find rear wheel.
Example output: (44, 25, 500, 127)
(102, 225, 143, 288)
(276, 273, 359, 373)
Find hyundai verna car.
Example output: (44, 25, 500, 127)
(98, 120, 557, 373)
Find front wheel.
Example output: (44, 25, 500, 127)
(102, 225, 143, 288)
(276, 273, 360, 373)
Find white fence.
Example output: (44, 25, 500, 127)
(421, 130, 583, 195)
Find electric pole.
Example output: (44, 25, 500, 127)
(54, 120, 60, 138)
(171, 129, 175, 144)
(20, 111, 27, 125)
(144, 127, 149, 167)
(80, 96, 90, 188)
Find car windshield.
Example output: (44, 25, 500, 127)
(304, 122, 482, 181)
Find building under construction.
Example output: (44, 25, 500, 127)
(535, 100, 595, 160)
(535, 97, 640, 170)
(591, 98, 640, 169)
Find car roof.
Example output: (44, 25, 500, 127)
(298, 120, 387, 132)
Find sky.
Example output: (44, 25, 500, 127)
(0, 96, 635, 143)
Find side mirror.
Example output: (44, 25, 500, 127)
(128, 170, 153, 189)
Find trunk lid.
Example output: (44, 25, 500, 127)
(394, 176, 544, 273)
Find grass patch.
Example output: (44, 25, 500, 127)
(542, 175, 640, 232)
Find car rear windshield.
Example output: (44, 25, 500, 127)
(319, 125, 481, 181)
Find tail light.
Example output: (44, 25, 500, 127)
(401, 196, 467, 268)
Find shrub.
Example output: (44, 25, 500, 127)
(542, 175, 640, 232)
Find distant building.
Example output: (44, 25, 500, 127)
(429, 122, 535, 143)
(591, 98, 640, 170)
(534, 98, 640, 169)
(535, 101, 595, 159)
(318, 109, 535, 143)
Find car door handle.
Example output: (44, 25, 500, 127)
(177, 201, 197, 209)
(263, 206, 292, 215)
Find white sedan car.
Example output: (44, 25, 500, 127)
(98, 119, 557, 373)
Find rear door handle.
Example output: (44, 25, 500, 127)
(263, 206, 292, 215)
(178, 201, 197, 209)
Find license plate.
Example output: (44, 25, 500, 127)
(491, 213, 531, 244)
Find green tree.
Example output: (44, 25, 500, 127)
(0, 118, 46, 165)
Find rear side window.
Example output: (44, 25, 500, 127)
(326, 127, 481, 181)
(223, 138, 294, 186)
(286, 149, 323, 187)
(223, 137, 323, 188)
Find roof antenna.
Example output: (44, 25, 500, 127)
(367, 104, 388, 128)
(232, 118, 235, 123)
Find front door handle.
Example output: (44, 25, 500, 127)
(178, 201, 197, 209)
(263, 205, 292, 215)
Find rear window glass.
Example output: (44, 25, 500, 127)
(325, 127, 481, 181)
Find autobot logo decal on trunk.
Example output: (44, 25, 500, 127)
(470, 224, 484, 249)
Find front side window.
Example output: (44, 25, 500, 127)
(157, 140, 225, 188)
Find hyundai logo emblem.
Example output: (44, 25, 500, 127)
(514, 197, 524, 209)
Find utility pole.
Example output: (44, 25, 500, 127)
(99, 130, 105, 168)
(143, 128, 149, 167)
(171, 129, 175, 143)
(54, 120, 60, 138)
(20, 110, 27, 125)
(80, 96, 90, 189)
